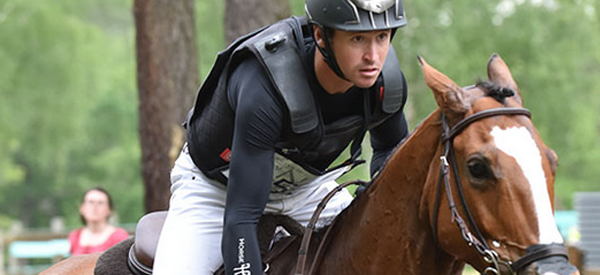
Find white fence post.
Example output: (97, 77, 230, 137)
(575, 192, 600, 273)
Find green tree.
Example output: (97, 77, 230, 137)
(225, 0, 291, 44)
(400, 0, 600, 207)
(290, 1, 600, 204)
(0, 0, 142, 227)
(134, 0, 198, 212)
(0, 0, 597, 230)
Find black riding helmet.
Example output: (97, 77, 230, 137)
(305, 0, 407, 79)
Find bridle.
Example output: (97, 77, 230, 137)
(292, 106, 569, 275)
(431, 107, 570, 274)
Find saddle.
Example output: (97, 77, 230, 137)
(125, 211, 304, 275)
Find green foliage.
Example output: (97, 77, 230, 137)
(0, 0, 598, 230)
(196, 0, 225, 79)
(0, 0, 142, 227)
(397, 0, 600, 208)
(302, 0, 600, 206)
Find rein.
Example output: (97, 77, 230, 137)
(294, 180, 365, 275)
(290, 107, 568, 275)
(431, 107, 569, 274)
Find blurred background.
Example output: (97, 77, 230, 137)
(0, 0, 598, 274)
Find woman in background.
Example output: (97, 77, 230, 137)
(68, 187, 129, 255)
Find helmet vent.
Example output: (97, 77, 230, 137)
(351, 0, 395, 14)
(305, 0, 406, 31)
(395, 0, 405, 20)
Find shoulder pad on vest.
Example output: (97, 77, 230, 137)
(188, 23, 269, 123)
(250, 18, 318, 134)
(381, 47, 406, 114)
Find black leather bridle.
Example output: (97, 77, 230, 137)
(431, 107, 570, 274)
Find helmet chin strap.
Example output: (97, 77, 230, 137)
(313, 24, 349, 81)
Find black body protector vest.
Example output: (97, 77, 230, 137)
(185, 16, 406, 192)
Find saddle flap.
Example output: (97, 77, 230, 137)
(132, 211, 168, 268)
(128, 212, 303, 275)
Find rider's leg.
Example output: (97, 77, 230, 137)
(279, 170, 354, 229)
(153, 148, 289, 275)
(153, 147, 353, 275)
(153, 149, 227, 275)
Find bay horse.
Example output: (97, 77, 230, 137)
(41, 54, 579, 275)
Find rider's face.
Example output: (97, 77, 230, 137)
(80, 190, 112, 224)
(330, 29, 391, 88)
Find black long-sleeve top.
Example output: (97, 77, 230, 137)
(221, 46, 408, 275)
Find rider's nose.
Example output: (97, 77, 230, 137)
(363, 42, 379, 63)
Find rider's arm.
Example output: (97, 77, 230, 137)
(222, 58, 284, 275)
(368, 72, 409, 178)
(369, 110, 409, 178)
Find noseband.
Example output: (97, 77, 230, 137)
(432, 107, 569, 274)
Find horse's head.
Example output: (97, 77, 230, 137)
(419, 54, 579, 275)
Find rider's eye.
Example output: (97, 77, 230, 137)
(467, 158, 493, 180)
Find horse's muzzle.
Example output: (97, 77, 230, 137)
(516, 244, 579, 275)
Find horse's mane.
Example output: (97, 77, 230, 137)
(476, 80, 515, 104)
(358, 80, 514, 185)
(355, 81, 515, 194)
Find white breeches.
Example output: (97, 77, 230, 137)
(153, 149, 353, 275)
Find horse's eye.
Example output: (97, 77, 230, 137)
(467, 158, 492, 179)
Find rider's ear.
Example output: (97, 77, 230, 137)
(487, 53, 523, 105)
(312, 25, 325, 48)
(418, 56, 469, 118)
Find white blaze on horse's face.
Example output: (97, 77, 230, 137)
(490, 126, 564, 244)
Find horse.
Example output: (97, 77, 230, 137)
(40, 54, 579, 275)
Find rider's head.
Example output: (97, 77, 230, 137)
(305, 0, 407, 80)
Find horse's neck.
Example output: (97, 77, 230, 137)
(316, 110, 462, 275)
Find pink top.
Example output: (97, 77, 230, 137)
(68, 227, 129, 255)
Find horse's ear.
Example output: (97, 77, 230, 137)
(487, 53, 523, 104)
(418, 56, 469, 116)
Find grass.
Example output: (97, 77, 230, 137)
(463, 265, 479, 275)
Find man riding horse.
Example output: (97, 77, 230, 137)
(152, 0, 410, 274)
(39, 0, 581, 272)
